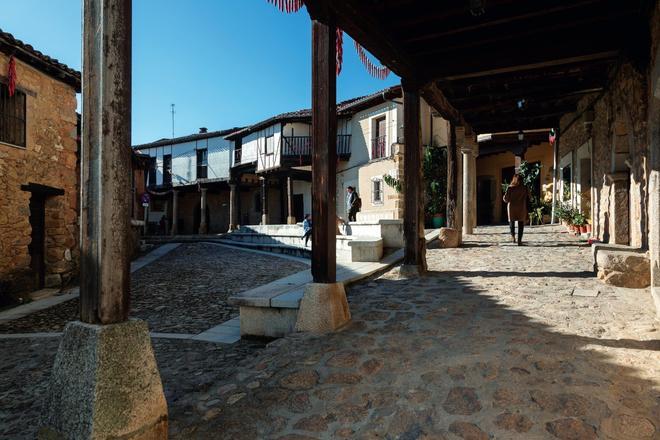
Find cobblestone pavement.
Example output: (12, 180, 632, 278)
(2, 226, 659, 439)
(174, 225, 660, 439)
(0, 243, 307, 334)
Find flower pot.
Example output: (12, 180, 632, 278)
(431, 214, 445, 229)
(586, 224, 592, 233)
(579, 225, 587, 234)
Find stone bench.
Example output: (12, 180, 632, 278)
(348, 237, 383, 262)
(592, 243, 650, 288)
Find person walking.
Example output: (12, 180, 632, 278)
(503, 174, 529, 245)
(346, 186, 360, 222)
(302, 214, 312, 247)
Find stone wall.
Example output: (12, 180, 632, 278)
(0, 54, 79, 298)
(559, 62, 650, 248)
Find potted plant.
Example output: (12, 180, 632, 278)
(572, 211, 586, 234)
(422, 145, 447, 228)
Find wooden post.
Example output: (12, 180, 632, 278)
(228, 182, 238, 231)
(170, 189, 178, 235)
(446, 123, 458, 228)
(287, 175, 296, 224)
(402, 79, 427, 273)
(311, 18, 337, 283)
(199, 187, 208, 234)
(260, 177, 268, 225)
(79, 0, 132, 324)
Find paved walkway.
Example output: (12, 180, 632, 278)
(176, 225, 660, 439)
(1, 225, 659, 439)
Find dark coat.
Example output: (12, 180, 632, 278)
(503, 185, 529, 222)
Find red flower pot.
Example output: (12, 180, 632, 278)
(579, 225, 587, 234)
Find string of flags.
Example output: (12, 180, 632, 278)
(265, 0, 390, 80)
(266, 0, 303, 13)
(7, 55, 17, 97)
(353, 40, 391, 80)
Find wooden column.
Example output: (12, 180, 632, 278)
(260, 177, 269, 225)
(311, 18, 337, 283)
(228, 182, 238, 231)
(402, 80, 427, 273)
(446, 123, 458, 229)
(79, 0, 132, 324)
(170, 189, 178, 235)
(198, 187, 208, 234)
(287, 175, 296, 224)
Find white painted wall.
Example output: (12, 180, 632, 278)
(136, 135, 234, 186)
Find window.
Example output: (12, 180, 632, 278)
(372, 178, 383, 204)
(0, 84, 26, 147)
(265, 135, 275, 155)
(147, 157, 157, 187)
(196, 148, 208, 179)
(163, 154, 172, 185)
(371, 116, 387, 159)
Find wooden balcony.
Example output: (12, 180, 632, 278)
(281, 135, 351, 165)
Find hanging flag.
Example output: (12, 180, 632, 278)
(336, 29, 343, 76)
(8, 56, 17, 97)
(266, 0, 303, 13)
(353, 41, 390, 80)
(549, 128, 557, 145)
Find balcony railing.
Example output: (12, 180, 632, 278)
(371, 136, 387, 159)
(281, 134, 351, 159)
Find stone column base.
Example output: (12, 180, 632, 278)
(39, 320, 168, 440)
(198, 224, 208, 234)
(261, 214, 269, 225)
(287, 216, 297, 225)
(228, 224, 238, 232)
(397, 264, 427, 278)
(295, 283, 351, 333)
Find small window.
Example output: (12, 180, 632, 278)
(196, 148, 208, 179)
(265, 135, 275, 155)
(0, 84, 27, 148)
(372, 179, 383, 204)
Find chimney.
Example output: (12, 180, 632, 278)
(199, 127, 208, 133)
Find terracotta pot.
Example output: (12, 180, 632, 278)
(586, 224, 592, 233)
(579, 225, 587, 234)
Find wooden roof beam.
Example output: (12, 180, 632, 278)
(437, 52, 619, 82)
(420, 81, 471, 132)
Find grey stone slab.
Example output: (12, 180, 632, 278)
(573, 289, 601, 297)
(270, 289, 305, 309)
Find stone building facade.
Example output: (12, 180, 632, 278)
(556, 1, 660, 305)
(0, 31, 81, 302)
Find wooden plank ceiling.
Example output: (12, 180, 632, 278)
(304, 0, 652, 134)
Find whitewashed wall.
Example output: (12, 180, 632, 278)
(239, 123, 283, 172)
(137, 135, 234, 186)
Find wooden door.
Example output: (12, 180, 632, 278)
(28, 194, 46, 288)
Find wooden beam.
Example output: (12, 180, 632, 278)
(437, 52, 619, 82)
(420, 81, 470, 130)
(311, 18, 337, 283)
(402, 80, 427, 273)
(80, 0, 132, 324)
(401, 0, 602, 42)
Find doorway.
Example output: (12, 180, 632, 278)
(28, 194, 46, 289)
(477, 177, 494, 225)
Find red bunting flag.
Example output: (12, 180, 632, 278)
(353, 41, 390, 80)
(266, 0, 303, 13)
(8, 56, 17, 97)
(336, 29, 343, 76)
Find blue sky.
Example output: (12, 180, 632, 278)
(1, 0, 399, 144)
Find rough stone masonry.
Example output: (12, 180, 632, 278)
(0, 37, 80, 300)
